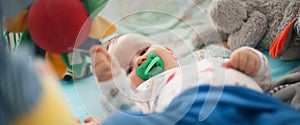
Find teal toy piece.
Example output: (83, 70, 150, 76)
(136, 53, 164, 80)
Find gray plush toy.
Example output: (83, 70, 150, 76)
(190, 0, 300, 58)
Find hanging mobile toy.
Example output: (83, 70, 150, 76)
(26, 0, 115, 80)
(136, 52, 164, 80)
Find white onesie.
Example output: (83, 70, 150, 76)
(97, 47, 271, 117)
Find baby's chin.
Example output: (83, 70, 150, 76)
(130, 77, 145, 89)
(134, 67, 179, 91)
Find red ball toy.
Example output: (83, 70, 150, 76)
(28, 0, 91, 53)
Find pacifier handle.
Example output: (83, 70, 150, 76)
(136, 52, 164, 80)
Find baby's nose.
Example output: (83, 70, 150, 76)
(137, 57, 146, 66)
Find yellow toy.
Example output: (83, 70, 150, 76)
(0, 48, 78, 125)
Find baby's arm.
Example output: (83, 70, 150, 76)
(97, 70, 141, 116)
(224, 47, 271, 86)
(90, 45, 140, 117)
(247, 48, 272, 86)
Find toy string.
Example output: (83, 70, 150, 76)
(68, 37, 102, 54)
(69, 48, 90, 54)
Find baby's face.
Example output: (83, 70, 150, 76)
(107, 33, 179, 88)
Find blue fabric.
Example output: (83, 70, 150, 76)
(102, 85, 300, 125)
(0, 47, 42, 125)
(263, 51, 300, 81)
(0, 1, 4, 47)
(0, 0, 32, 16)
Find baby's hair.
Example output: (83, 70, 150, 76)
(105, 34, 126, 51)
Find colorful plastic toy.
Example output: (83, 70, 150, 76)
(3, 0, 116, 80)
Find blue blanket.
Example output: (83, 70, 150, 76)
(102, 85, 300, 125)
(263, 51, 300, 80)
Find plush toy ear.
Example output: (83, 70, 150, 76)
(269, 18, 298, 59)
(28, 0, 91, 54)
(208, 0, 248, 33)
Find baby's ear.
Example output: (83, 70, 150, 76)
(164, 47, 178, 58)
(164, 47, 173, 54)
(208, 0, 248, 33)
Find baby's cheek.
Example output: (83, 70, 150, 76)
(129, 73, 145, 89)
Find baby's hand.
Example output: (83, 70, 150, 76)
(90, 45, 121, 82)
(224, 47, 261, 76)
(81, 115, 102, 125)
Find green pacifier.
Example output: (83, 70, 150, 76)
(136, 53, 164, 80)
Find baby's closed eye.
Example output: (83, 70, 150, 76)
(140, 47, 149, 56)
(127, 66, 133, 75)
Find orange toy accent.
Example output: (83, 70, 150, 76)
(89, 15, 117, 40)
(45, 52, 68, 79)
(3, 10, 28, 32)
(269, 18, 297, 58)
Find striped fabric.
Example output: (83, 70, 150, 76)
(3, 31, 22, 52)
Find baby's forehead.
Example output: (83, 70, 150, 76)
(108, 33, 154, 69)
(120, 33, 154, 45)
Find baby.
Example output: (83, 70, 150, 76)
(86, 33, 271, 124)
